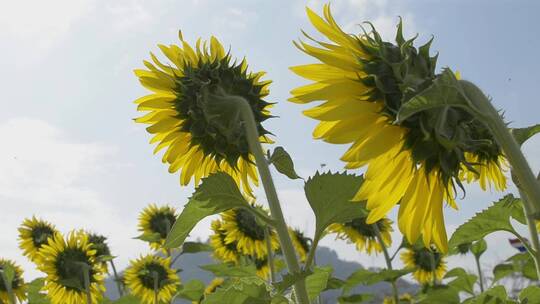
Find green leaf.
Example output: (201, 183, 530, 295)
(27, 278, 50, 304)
(472, 286, 510, 304)
(304, 172, 367, 238)
(202, 277, 271, 304)
(342, 268, 411, 294)
(200, 263, 257, 277)
(174, 279, 206, 301)
(470, 239, 487, 258)
(112, 295, 142, 304)
(273, 269, 313, 294)
(511, 124, 540, 146)
(269, 146, 302, 180)
(0, 263, 16, 286)
(305, 266, 332, 301)
(165, 173, 251, 248)
(492, 264, 514, 283)
(520, 286, 540, 304)
(449, 195, 521, 250)
(397, 68, 470, 122)
(134, 232, 162, 243)
(338, 293, 374, 303)
(418, 285, 460, 304)
(325, 277, 346, 291)
(182, 242, 213, 254)
(444, 267, 477, 295)
(507, 253, 538, 280)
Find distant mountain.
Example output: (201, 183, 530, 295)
(105, 246, 417, 303)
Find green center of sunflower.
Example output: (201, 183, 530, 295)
(234, 209, 265, 241)
(55, 248, 95, 291)
(358, 24, 502, 187)
(150, 212, 176, 239)
(294, 230, 311, 253)
(137, 262, 169, 289)
(174, 56, 272, 166)
(0, 265, 21, 291)
(31, 225, 55, 249)
(88, 234, 111, 258)
(412, 248, 442, 271)
(345, 216, 383, 239)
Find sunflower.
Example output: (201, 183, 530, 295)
(0, 259, 27, 303)
(220, 207, 280, 259)
(289, 228, 311, 262)
(18, 216, 58, 262)
(252, 256, 271, 279)
(209, 220, 241, 263)
(401, 247, 447, 285)
(87, 233, 112, 271)
(328, 216, 392, 254)
(193, 277, 225, 304)
(134, 32, 273, 196)
(138, 204, 177, 251)
(383, 293, 414, 304)
(289, 5, 507, 252)
(124, 255, 179, 304)
(37, 230, 106, 304)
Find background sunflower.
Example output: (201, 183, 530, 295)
(209, 220, 241, 263)
(0, 258, 26, 304)
(401, 247, 447, 285)
(137, 204, 177, 251)
(328, 216, 392, 254)
(18, 217, 58, 262)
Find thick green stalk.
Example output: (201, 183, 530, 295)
(82, 265, 92, 304)
(304, 232, 321, 269)
(373, 225, 399, 304)
(110, 260, 124, 297)
(235, 97, 310, 304)
(474, 256, 485, 292)
(517, 187, 540, 280)
(0, 270, 16, 304)
(265, 228, 276, 283)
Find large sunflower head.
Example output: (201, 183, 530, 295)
(124, 255, 179, 304)
(290, 4, 507, 252)
(134, 33, 273, 196)
(138, 204, 177, 251)
(0, 259, 27, 303)
(18, 216, 58, 262)
(401, 246, 447, 285)
(328, 216, 392, 254)
(37, 230, 106, 304)
(289, 228, 311, 262)
(209, 220, 241, 263)
(220, 207, 280, 259)
(87, 233, 112, 270)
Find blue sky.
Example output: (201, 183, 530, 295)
(1, 0, 539, 283)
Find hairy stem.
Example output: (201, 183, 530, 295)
(235, 97, 310, 304)
(373, 225, 399, 303)
(517, 187, 540, 280)
(474, 256, 485, 292)
(305, 232, 321, 269)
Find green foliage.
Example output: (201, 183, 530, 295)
(27, 278, 50, 304)
(471, 239, 488, 258)
(304, 172, 367, 240)
(305, 266, 332, 301)
(268, 146, 302, 180)
(337, 293, 374, 303)
(174, 279, 206, 301)
(507, 253, 538, 280)
(444, 267, 477, 295)
(449, 195, 523, 249)
(492, 264, 514, 283)
(165, 173, 252, 248)
(418, 285, 460, 304)
(519, 286, 540, 304)
(511, 124, 540, 146)
(200, 263, 257, 277)
(464, 286, 512, 304)
(201, 277, 271, 304)
(342, 268, 411, 294)
(134, 232, 162, 243)
(273, 270, 313, 294)
(182, 242, 213, 254)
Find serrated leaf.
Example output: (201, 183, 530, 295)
(182, 242, 213, 254)
(304, 172, 367, 238)
(27, 278, 50, 304)
(112, 295, 142, 304)
(418, 285, 460, 304)
(305, 266, 332, 301)
(273, 270, 312, 294)
(174, 279, 206, 301)
(202, 277, 271, 304)
(511, 124, 540, 146)
(269, 146, 301, 180)
(343, 268, 412, 294)
(470, 239, 487, 258)
(165, 173, 250, 248)
(200, 263, 257, 277)
(444, 267, 477, 295)
(492, 264, 514, 283)
(520, 286, 540, 303)
(449, 195, 521, 249)
(338, 293, 374, 303)
(397, 68, 469, 122)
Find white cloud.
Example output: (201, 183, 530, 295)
(105, 0, 154, 32)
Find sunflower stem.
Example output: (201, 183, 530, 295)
(305, 232, 321, 268)
(428, 251, 438, 286)
(373, 225, 399, 304)
(265, 228, 276, 283)
(516, 186, 540, 280)
(0, 269, 17, 304)
(110, 260, 124, 297)
(474, 255, 485, 292)
(153, 271, 159, 304)
(234, 96, 310, 304)
(82, 264, 92, 304)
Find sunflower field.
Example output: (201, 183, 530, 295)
(2, 3, 540, 304)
